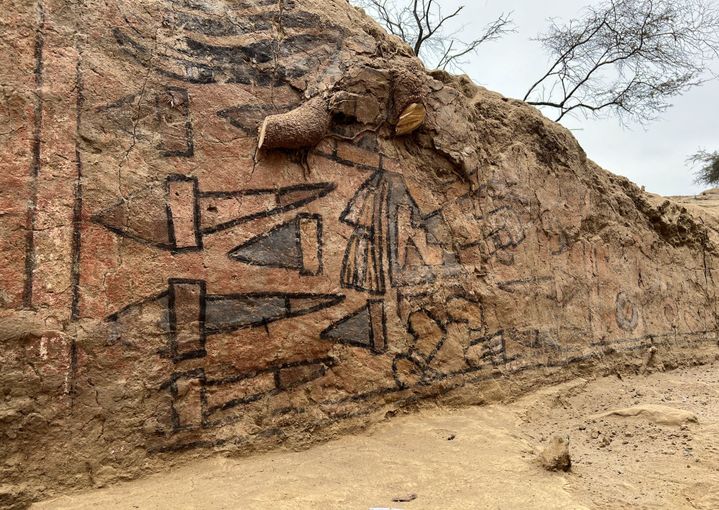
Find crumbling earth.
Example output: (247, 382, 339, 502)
(32, 361, 719, 509)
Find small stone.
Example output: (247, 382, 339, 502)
(392, 493, 417, 503)
(539, 436, 571, 472)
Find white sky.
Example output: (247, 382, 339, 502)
(433, 0, 719, 196)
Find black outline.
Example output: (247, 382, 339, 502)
(104, 289, 170, 323)
(151, 330, 718, 450)
(68, 33, 85, 407)
(23, 0, 45, 309)
(337, 165, 461, 295)
(200, 182, 335, 235)
(227, 213, 323, 276)
(386, 174, 435, 289)
(391, 308, 447, 388)
(296, 213, 323, 276)
(275, 357, 335, 390)
(447, 188, 528, 260)
(93, 198, 177, 252)
(312, 141, 383, 173)
(204, 291, 345, 334)
(111, 8, 346, 87)
(338, 170, 387, 295)
(96, 86, 194, 157)
(311, 213, 324, 277)
(161, 357, 337, 432)
(395, 186, 443, 282)
(465, 330, 509, 367)
(167, 278, 207, 362)
(357, 329, 717, 407)
(368, 299, 388, 353)
(616, 291, 639, 331)
(105, 279, 345, 338)
(391, 352, 427, 389)
(162, 368, 207, 431)
(92, 177, 335, 251)
(228, 214, 302, 270)
(481, 205, 527, 255)
(205, 390, 275, 418)
(408, 308, 448, 364)
(319, 299, 387, 354)
(70, 44, 84, 321)
(165, 174, 203, 252)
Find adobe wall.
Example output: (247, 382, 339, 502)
(1, 0, 717, 506)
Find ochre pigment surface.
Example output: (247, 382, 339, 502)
(1, 0, 718, 507)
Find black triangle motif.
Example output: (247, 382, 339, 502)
(320, 300, 386, 353)
(229, 217, 302, 270)
(321, 304, 371, 348)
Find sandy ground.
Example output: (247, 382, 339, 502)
(34, 362, 719, 510)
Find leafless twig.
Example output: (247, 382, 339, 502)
(355, 0, 513, 72)
(524, 0, 719, 123)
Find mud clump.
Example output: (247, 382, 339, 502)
(539, 436, 572, 472)
(595, 405, 699, 427)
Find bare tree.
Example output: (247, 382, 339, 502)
(354, 0, 513, 71)
(689, 149, 719, 186)
(524, 0, 719, 123)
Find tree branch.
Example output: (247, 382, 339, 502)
(355, 0, 514, 72)
(524, 0, 719, 123)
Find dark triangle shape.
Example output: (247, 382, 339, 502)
(320, 303, 372, 349)
(276, 184, 333, 209)
(228, 218, 302, 269)
(403, 237, 426, 268)
(92, 186, 172, 250)
(205, 293, 345, 334)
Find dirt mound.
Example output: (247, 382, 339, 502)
(595, 404, 699, 426)
(1, 0, 718, 507)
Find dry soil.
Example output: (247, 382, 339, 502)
(34, 362, 719, 509)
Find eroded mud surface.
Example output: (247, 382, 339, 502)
(34, 362, 719, 510)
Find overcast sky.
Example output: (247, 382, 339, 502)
(432, 0, 719, 196)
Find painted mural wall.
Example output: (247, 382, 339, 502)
(1, 0, 717, 502)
